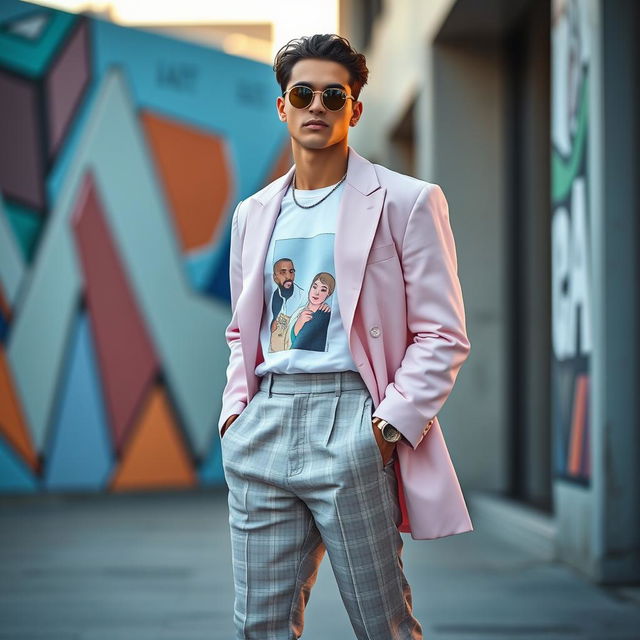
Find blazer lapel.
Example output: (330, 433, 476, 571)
(237, 166, 295, 383)
(335, 147, 385, 347)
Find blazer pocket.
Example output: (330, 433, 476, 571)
(366, 242, 397, 265)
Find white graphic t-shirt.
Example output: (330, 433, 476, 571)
(254, 179, 358, 376)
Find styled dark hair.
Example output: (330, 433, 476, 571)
(273, 34, 369, 100)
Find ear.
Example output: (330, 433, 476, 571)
(349, 100, 363, 127)
(276, 96, 287, 122)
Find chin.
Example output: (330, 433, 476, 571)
(292, 134, 332, 149)
(298, 140, 331, 151)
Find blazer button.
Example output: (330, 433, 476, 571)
(370, 326, 381, 338)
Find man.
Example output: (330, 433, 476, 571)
(219, 34, 472, 640)
(269, 258, 305, 352)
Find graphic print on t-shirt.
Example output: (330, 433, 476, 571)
(268, 233, 335, 353)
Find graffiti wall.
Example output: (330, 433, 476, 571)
(551, 0, 593, 485)
(0, 1, 290, 493)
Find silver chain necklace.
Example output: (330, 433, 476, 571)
(291, 170, 347, 209)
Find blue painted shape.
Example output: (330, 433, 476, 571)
(44, 312, 113, 491)
(198, 434, 225, 486)
(204, 232, 231, 301)
(0, 435, 37, 493)
(184, 247, 217, 292)
(0, 307, 7, 342)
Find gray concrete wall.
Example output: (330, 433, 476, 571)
(589, 0, 640, 583)
(430, 41, 509, 492)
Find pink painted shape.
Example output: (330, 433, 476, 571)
(0, 73, 45, 209)
(46, 20, 90, 158)
(71, 172, 159, 452)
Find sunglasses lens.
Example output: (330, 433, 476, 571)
(323, 88, 347, 110)
(289, 86, 313, 108)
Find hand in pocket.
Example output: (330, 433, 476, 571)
(221, 414, 239, 439)
(371, 418, 397, 466)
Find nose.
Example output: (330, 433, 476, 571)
(308, 92, 325, 114)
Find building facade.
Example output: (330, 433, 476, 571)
(341, 0, 639, 583)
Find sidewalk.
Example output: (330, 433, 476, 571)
(1, 489, 638, 639)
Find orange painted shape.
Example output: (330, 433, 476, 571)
(568, 374, 588, 476)
(110, 385, 196, 491)
(140, 111, 232, 252)
(0, 347, 37, 468)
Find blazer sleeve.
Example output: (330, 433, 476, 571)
(372, 184, 471, 449)
(218, 200, 248, 433)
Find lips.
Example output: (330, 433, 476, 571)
(303, 120, 328, 127)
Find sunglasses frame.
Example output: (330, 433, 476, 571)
(283, 85, 356, 111)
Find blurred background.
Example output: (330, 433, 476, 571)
(1, 0, 639, 638)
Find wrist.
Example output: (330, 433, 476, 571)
(373, 417, 402, 443)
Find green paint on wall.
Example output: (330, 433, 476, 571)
(552, 73, 589, 203)
(4, 201, 43, 263)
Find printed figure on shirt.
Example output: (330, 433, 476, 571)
(287, 271, 335, 351)
(269, 257, 306, 352)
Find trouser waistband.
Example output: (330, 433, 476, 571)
(259, 370, 368, 396)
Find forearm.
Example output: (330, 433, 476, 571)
(373, 184, 471, 449)
(218, 200, 249, 433)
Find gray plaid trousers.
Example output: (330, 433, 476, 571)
(221, 370, 423, 639)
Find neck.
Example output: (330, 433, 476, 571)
(291, 140, 349, 190)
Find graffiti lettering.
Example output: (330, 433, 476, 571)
(552, 177, 592, 360)
(157, 62, 198, 91)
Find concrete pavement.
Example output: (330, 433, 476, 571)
(1, 489, 638, 639)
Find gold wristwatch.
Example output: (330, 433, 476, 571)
(374, 417, 402, 443)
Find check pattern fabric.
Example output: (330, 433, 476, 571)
(221, 370, 423, 639)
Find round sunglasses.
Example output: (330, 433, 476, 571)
(283, 85, 356, 111)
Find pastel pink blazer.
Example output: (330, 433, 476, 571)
(219, 146, 473, 540)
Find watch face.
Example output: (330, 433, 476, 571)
(382, 424, 402, 442)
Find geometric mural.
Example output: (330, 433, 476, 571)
(71, 171, 159, 454)
(0, 1, 290, 493)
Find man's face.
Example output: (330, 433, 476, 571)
(273, 260, 295, 294)
(276, 58, 363, 150)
